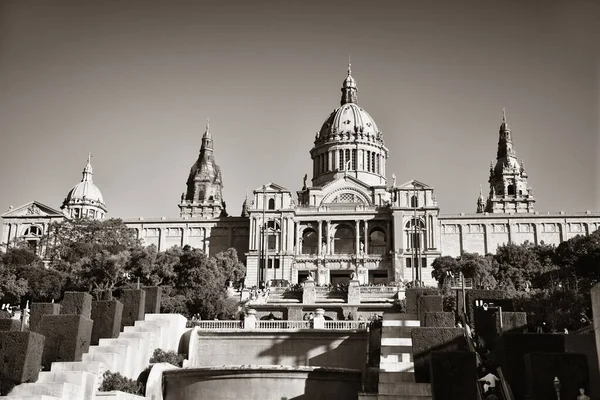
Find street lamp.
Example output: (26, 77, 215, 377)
(553, 376, 561, 400)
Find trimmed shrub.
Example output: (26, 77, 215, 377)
(431, 351, 478, 400)
(98, 371, 143, 395)
(424, 312, 455, 327)
(411, 327, 467, 383)
(149, 348, 185, 367)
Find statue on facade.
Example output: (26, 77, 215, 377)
(306, 271, 315, 281)
(350, 270, 357, 280)
(577, 388, 590, 400)
(302, 174, 308, 190)
(321, 242, 327, 255)
(359, 241, 365, 255)
(392, 173, 397, 187)
(181, 192, 185, 203)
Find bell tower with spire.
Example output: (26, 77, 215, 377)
(178, 120, 228, 219)
(479, 110, 535, 214)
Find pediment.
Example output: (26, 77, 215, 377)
(254, 182, 291, 193)
(1, 201, 65, 219)
(319, 177, 372, 206)
(397, 179, 432, 190)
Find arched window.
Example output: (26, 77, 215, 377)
(345, 149, 350, 169)
(405, 219, 425, 250)
(301, 229, 318, 255)
(371, 154, 375, 172)
(508, 185, 515, 195)
(369, 228, 387, 255)
(351, 149, 356, 170)
(23, 226, 42, 237)
(334, 225, 355, 254)
(366, 151, 371, 172)
(268, 198, 275, 210)
(23, 225, 42, 255)
(339, 150, 344, 170)
(410, 195, 419, 208)
(376, 154, 380, 174)
(266, 220, 281, 251)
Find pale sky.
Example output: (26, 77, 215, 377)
(0, 0, 598, 219)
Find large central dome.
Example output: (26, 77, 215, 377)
(310, 65, 388, 188)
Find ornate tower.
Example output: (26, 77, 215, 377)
(178, 120, 228, 219)
(309, 64, 389, 187)
(481, 110, 535, 214)
(61, 153, 107, 219)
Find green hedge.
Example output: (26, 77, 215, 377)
(406, 288, 439, 314)
(431, 351, 478, 400)
(418, 296, 443, 323)
(492, 333, 565, 400)
(411, 327, 467, 383)
(525, 353, 589, 400)
(424, 312, 455, 327)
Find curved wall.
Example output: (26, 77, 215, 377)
(163, 366, 362, 400)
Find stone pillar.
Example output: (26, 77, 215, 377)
(0, 222, 9, 246)
(182, 225, 189, 247)
(244, 309, 257, 330)
(204, 227, 211, 255)
(591, 283, 600, 372)
(326, 221, 331, 255)
(313, 308, 325, 329)
(386, 220, 392, 253)
(347, 280, 360, 305)
(142, 286, 162, 314)
(295, 222, 301, 255)
(317, 220, 322, 256)
(302, 280, 316, 304)
(39, 315, 94, 369)
(355, 220, 360, 255)
(158, 228, 165, 252)
(363, 220, 369, 254)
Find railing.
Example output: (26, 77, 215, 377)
(257, 320, 311, 329)
(188, 320, 243, 329)
(497, 367, 515, 400)
(324, 321, 368, 330)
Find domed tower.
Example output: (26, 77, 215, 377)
(179, 120, 228, 219)
(482, 110, 535, 213)
(310, 64, 389, 187)
(61, 153, 107, 219)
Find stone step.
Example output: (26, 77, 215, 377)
(50, 361, 104, 375)
(381, 337, 412, 347)
(379, 371, 416, 383)
(381, 345, 412, 355)
(82, 352, 121, 373)
(382, 319, 420, 327)
(379, 382, 432, 396)
(380, 352, 413, 363)
(383, 313, 419, 321)
(7, 382, 80, 400)
(1, 396, 62, 400)
(379, 361, 415, 373)
(377, 396, 432, 400)
(382, 326, 417, 337)
(37, 371, 97, 400)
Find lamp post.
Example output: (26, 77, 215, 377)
(553, 376, 561, 400)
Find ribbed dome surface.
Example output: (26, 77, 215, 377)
(65, 180, 105, 205)
(318, 103, 380, 141)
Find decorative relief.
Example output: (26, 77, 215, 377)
(145, 228, 159, 237)
(189, 228, 203, 237)
(493, 224, 507, 233)
(569, 223, 582, 232)
(26, 205, 41, 216)
(518, 224, 531, 233)
(444, 225, 458, 234)
(469, 224, 482, 233)
(167, 228, 182, 237)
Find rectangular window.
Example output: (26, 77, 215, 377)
(345, 149, 350, 169)
(339, 150, 344, 170)
(367, 152, 371, 172)
(267, 258, 281, 269)
(268, 234, 277, 251)
(371, 154, 375, 172)
(351, 149, 356, 170)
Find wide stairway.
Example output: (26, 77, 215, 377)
(361, 312, 432, 400)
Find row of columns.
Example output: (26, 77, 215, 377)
(313, 147, 386, 178)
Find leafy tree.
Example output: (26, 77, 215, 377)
(48, 218, 140, 266)
(212, 248, 246, 288)
(98, 371, 143, 395)
(78, 250, 132, 299)
(553, 229, 600, 291)
(431, 253, 497, 289)
(127, 245, 179, 287)
(149, 348, 185, 367)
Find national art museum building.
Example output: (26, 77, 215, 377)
(2, 66, 599, 288)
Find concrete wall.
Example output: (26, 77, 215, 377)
(163, 366, 362, 400)
(188, 331, 368, 373)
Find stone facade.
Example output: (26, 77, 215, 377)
(1, 67, 599, 288)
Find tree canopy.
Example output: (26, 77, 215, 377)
(0, 218, 246, 318)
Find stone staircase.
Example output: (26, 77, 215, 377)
(2, 314, 186, 400)
(360, 312, 432, 400)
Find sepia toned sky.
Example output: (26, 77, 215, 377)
(0, 0, 598, 219)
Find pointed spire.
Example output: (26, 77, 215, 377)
(479, 184, 483, 198)
(500, 107, 510, 131)
(203, 118, 211, 139)
(82, 152, 93, 182)
(502, 107, 506, 123)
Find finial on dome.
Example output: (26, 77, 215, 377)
(341, 59, 357, 105)
(82, 152, 93, 182)
(502, 107, 506, 123)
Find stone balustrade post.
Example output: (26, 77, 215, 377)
(348, 279, 361, 305)
(244, 309, 257, 330)
(313, 308, 325, 329)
